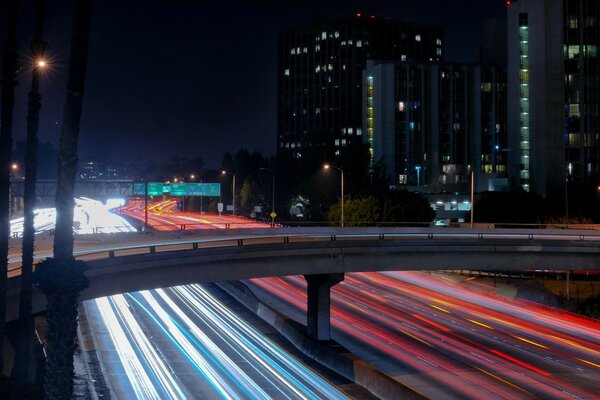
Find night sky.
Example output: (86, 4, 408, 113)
(2, 0, 506, 168)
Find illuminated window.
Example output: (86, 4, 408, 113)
(290, 48, 295, 55)
(585, 45, 598, 58)
(284, 69, 290, 76)
(481, 82, 492, 92)
(315, 44, 320, 52)
(401, 54, 407, 61)
(398, 101, 405, 112)
(568, 15, 578, 29)
(303, 47, 308, 53)
(567, 45, 580, 59)
(321, 31, 326, 40)
(357, 40, 362, 47)
(334, 31, 340, 38)
(436, 48, 442, 56)
(569, 103, 580, 117)
(415, 34, 421, 42)
(436, 38, 442, 45)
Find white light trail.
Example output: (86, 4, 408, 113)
(9, 197, 136, 236)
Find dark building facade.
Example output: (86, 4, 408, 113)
(277, 14, 443, 160)
(363, 61, 507, 193)
(508, 0, 600, 195)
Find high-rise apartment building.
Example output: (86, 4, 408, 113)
(507, 0, 600, 195)
(277, 14, 443, 160)
(363, 61, 507, 192)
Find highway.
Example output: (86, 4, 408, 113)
(83, 283, 355, 399)
(247, 272, 600, 399)
(119, 199, 269, 230)
(9, 200, 600, 398)
(109, 203, 600, 398)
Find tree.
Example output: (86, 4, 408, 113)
(0, 0, 19, 383)
(33, 1, 93, 398)
(10, 0, 46, 396)
(328, 196, 381, 227)
(380, 190, 435, 225)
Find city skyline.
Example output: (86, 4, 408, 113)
(1, 0, 506, 168)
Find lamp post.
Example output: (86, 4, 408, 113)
(259, 167, 275, 225)
(222, 170, 236, 217)
(324, 164, 344, 227)
(9, 163, 18, 216)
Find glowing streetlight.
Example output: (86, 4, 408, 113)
(323, 163, 344, 227)
(222, 170, 236, 217)
(37, 60, 46, 68)
(11, 163, 18, 171)
(190, 174, 196, 180)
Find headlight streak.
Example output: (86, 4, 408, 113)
(147, 288, 273, 399)
(95, 297, 168, 400)
(9, 197, 136, 236)
(109, 295, 188, 399)
(128, 291, 245, 399)
(174, 284, 348, 400)
(167, 286, 307, 400)
(120, 286, 347, 400)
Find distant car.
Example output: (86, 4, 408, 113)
(434, 219, 448, 227)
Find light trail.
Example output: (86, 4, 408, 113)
(9, 197, 135, 236)
(249, 272, 600, 399)
(90, 284, 348, 399)
(119, 199, 269, 230)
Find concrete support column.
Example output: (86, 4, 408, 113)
(304, 273, 344, 341)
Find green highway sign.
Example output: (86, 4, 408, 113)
(170, 183, 187, 196)
(187, 183, 220, 197)
(133, 183, 145, 196)
(147, 182, 164, 196)
(137, 182, 221, 197)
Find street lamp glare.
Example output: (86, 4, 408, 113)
(323, 164, 330, 170)
(221, 170, 226, 175)
(190, 174, 195, 179)
(37, 60, 46, 68)
(11, 163, 18, 170)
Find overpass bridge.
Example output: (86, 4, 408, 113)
(7, 227, 600, 340)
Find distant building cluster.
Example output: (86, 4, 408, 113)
(79, 160, 122, 180)
(278, 0, 600, 197)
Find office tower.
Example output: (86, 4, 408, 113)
(507, 0, 599, 195)
(277, 14, 443, 161)
(363, 60, 507, 192)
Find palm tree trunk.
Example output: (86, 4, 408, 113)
(34, 1, 93, 398)
(10, 1, 45, 396)
(0, 0, 19, 380)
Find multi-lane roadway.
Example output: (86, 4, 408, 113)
(247, 272, 600, 399)
(83, 283, 356, 399)
(115, 200, 600, 398)
(119, 199, 269, 230)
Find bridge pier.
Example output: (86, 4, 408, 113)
(304, 273, 344, 341)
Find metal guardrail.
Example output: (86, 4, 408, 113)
(8, 229, 600, 277)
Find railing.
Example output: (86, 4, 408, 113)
(8, 228, 600, 280)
